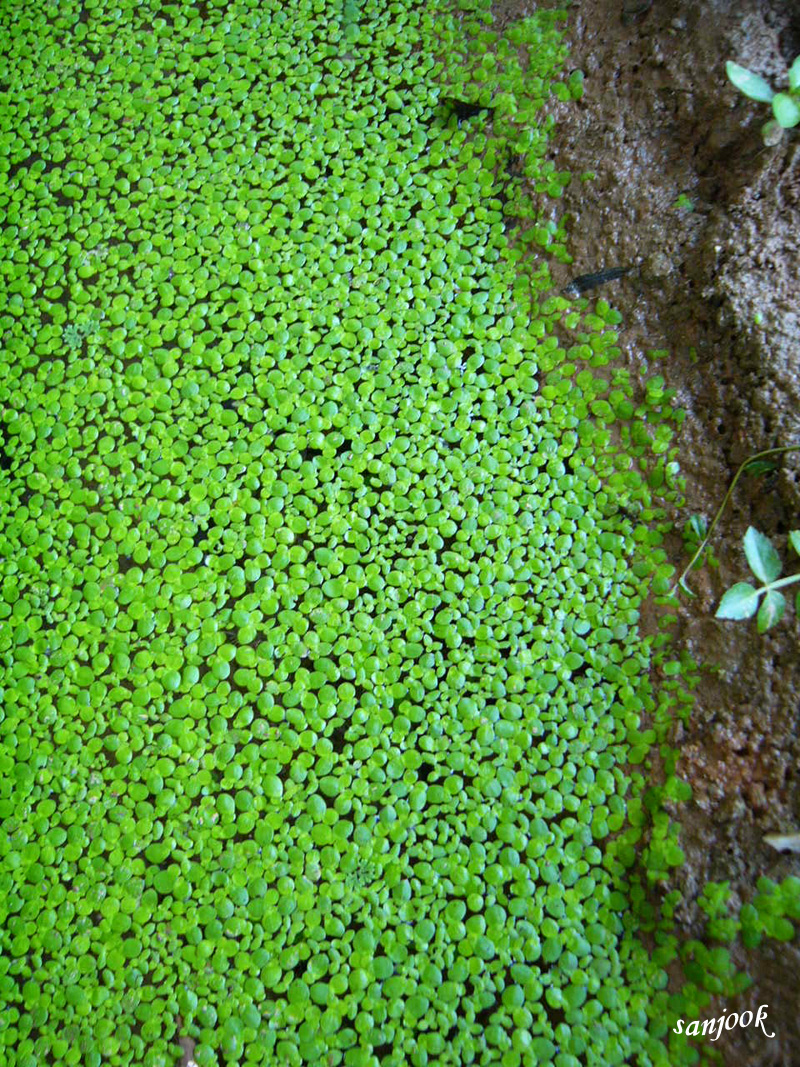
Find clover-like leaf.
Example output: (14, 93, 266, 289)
(788, 56, 800, 92)
(757, 589, 786, 632)
(743, 526, 782, 583)
(715, 582, 761, 620)
(725, 61, 775, 103)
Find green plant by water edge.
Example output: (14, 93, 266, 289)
(715, 526, 800, 631)
(726, 54, 800, 143)
(673, 446, 800, 597)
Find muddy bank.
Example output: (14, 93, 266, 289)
(500, 0, 800, 1062)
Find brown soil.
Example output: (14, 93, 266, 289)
(176, 1027, 197, 1067)
(496, 0, 800, 1064)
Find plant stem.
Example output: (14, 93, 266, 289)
(762, 572, 800, 594)
(673, 445, 800, 598)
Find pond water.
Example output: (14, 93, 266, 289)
(0, 0, 763, 1065)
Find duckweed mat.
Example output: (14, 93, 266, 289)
(1, 0, 691, 1064)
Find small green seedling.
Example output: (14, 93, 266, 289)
(741, 457, 779, 478)
(672, 193, 694, 211)
(726, 54, 800, 144)
(674, 445, 800, 597)
(715, 527, 800, 632)
(682, 515, 717, 571)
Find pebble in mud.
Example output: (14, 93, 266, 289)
(761, 120, 784, 147)
(174, 1024, 199, 1067)
(641, 250, 673, 285)
(178, 1033, 198, 1067)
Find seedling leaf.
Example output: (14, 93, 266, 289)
(672, 446, 800, 597)
(789, 531, 800, 556)
(772, 92, 800, 128)
(715, 582, 760, 620)
(725, 61, 775, 103)
(686, 515, 706, 540)
(743, 526, 781, 583)
(789, 55, 800, 92)
(743, 458, 777, 477)
(757, 589, 785, 632)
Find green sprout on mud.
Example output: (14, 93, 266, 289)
(682, 515, 718, 573)
(673, 445, 800, 597)
(726, 54, 800, 144)
(715, 526, 800, 631)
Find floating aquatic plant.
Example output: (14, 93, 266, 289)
(0, 0, 705, 1065)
